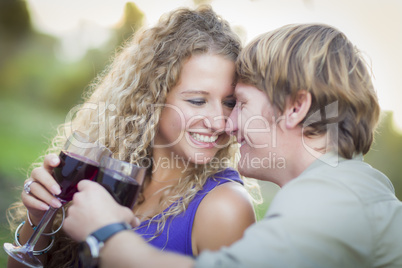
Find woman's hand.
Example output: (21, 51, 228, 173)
(21, 154, 62, 225)
(63, 180, 139, 241)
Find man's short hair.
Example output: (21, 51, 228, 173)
(237, 23, 380, 159)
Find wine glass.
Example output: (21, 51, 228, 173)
(96, 157, 146, 209)
(4, 131, 111, 268)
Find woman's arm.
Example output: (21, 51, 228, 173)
(7, 154, 62, 267)
(191, 182, 256, 255)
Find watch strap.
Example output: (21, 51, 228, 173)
(91, 222, 131, 243)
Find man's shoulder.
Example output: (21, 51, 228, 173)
(288, 156, 395, 199)
(267, 157, 400, 222)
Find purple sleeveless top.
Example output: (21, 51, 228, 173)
(133, 168, 242, 256)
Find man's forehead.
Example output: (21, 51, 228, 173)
(234, 83, 249, 99)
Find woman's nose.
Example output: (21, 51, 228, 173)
(204, 104, 227, 133)
(225, 106, 239, 138)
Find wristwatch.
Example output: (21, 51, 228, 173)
(78, 222, 132, 268)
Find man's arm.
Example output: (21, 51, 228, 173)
(63, 180, 194, 267)
(100, 230, 194, 268)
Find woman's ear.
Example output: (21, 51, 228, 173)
(285, 90, 312, 129)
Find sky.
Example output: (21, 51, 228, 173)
(25, 0, 402, 132)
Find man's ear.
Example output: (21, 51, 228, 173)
(285, 90, 311, 129)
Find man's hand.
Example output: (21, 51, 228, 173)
(63, 180, 139, 241)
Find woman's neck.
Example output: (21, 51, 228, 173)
(150, 150, 194, 184)
(134, 152, 193, 220)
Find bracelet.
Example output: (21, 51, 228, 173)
(15, 221, 55, 255)
(27, 206, 65, 236)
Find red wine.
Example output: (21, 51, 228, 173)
(53, 151, 99, 202)
(96, 168, 140, 209)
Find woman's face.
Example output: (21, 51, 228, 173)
(154, 54, 236, 165)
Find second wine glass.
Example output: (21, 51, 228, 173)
(96, 157, 146, 209)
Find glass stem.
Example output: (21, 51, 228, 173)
(24, 206, 58, 251)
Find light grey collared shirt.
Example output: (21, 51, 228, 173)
(196, 152, 402, 268)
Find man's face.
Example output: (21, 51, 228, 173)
(226, 83, 287, 181)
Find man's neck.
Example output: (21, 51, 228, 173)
(278, 133, 330, 187)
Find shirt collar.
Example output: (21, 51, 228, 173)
(301, 150, 363, 176)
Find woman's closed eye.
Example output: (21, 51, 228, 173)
(187, 99, 206, 106)
(186, 98, 236, 108)
(223, 99, 236, 109)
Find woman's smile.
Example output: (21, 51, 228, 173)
(189, 132, 220, 148)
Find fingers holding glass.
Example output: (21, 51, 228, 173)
(31, 163, 61, 196)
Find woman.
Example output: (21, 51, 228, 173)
(7, 6, 259, 267)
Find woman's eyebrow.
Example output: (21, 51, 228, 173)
(180, 90, 235, 99)
(180, 90, 209, 95)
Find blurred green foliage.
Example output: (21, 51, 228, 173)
(365, 112, 402, 195)
(0, 0, 401, 266)
(0, 1, 144, 265)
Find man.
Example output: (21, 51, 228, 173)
(63, 23, 402, 267)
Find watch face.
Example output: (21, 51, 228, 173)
(79, 241, 93, 267)
(78, 237, 100, 268)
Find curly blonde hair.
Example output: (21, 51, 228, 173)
(8, 6, 261, 267)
